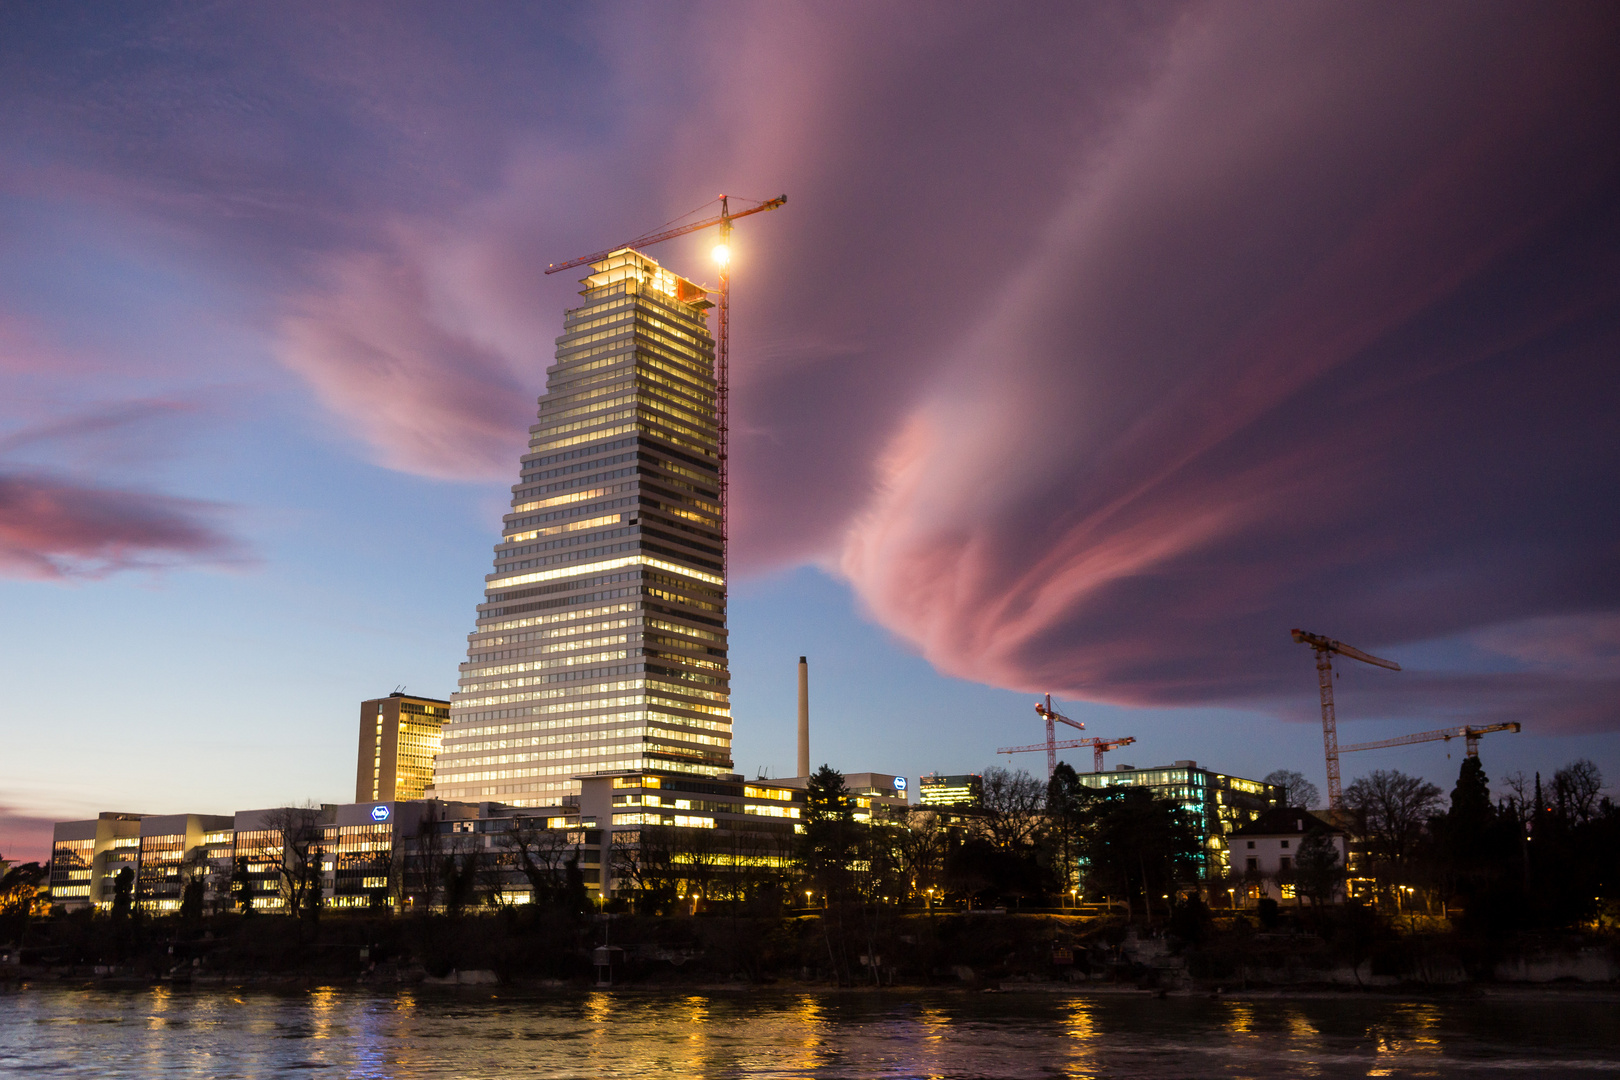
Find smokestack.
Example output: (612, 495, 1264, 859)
(797, 656, 810, 778)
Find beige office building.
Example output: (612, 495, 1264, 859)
(432, 250, 733, 807)
(356, 692, 451, 803)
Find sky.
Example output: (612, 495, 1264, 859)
(3, 2, 1618, 860)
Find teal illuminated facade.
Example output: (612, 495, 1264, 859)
(1074, 760, 1282, 877)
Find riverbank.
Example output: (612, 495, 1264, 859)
(4, 909, 1615, 993)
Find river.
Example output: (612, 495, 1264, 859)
(2, 985, 1617, 1077)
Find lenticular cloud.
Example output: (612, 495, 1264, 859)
(836, 3, 1620, 732)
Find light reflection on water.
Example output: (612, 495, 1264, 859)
(1, 986, 1617, 1079)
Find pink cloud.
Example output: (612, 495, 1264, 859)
(279, 234, 535, 481)
(832, 4, 1620, 729)
(6, 2, 1617, 736)
(0, 472, 243, 579)
(0, 805, 56, 865)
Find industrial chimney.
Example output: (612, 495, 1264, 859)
(797, 656, 810, 778)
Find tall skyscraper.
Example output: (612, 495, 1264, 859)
(356, 692, 451, 803)
(431, 249, 733, 807)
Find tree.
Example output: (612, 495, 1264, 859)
(977, 767, 1047, 851)
(110, 866, 134, 920)
(1264, 770, 1321, 810)
(1499, 770, 1536, 830)
(178, 878, 205, 921)
(1343, 769, 1441, 909)
(1078, 787, 1200, 922)
(894, 809, 946, 903)
(1293, 829, 1344, 907)
(613, 826, 680, 914)
(0, 860, 47, 942)
(1045, 763, 1096, 893)
(440, 834, 485, 918)
(0, 860, 46, 916)
(499, 816, 576, 909)
(798, 765, 856, 904)
(1343, 770, 1441, 867)
(258, 805, 327, 922)
(230, 856, 253, 912)
(1553, 759, 1603, 825)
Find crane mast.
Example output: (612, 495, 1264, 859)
(1033, 694, 1084, 775)
(1291, 628, 1401, 810)
(546, 194, 786, 594)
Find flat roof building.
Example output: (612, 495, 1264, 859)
(136, 813, 233, 913)
(356, 692, 451, 803)
(48, 813, 142, 911)
(774, 770, 910, 823)
(433, 249, 732, 807)
(918, 773, 982, 809)
(1075, 760, 1282, 878)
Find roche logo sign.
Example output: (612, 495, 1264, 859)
(370, 805, 390, 822)
(894, 777, 908, 792)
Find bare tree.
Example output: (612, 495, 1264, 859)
(498, 817, 575, 908)
(895, 809, 946, 902)
(404, 805, 448, 910)
(1264, 770, 1321, 810)
(977, 767, 1048, 851)
(257, 805, 327, 921)
(1499, 770, 1535, 828)
(1343, 770, 1441, 906)
(439, 831, 486, 918)
(612, 827, 680, 913)
(1553, 759, 1603, 825)
(679, 826, 722, 910)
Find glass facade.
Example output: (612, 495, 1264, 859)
(48, 838, 94, 900)
(1075, 763, 1282, 877)
(434, 249, 732, 807)
(232, 829, 288, 909)
(358, 695, 451, 803)
(328, 822, 394, 908)
(395, 702, 445, 799)
(918, 774, 982, 808)
(137, 832, 186, 910)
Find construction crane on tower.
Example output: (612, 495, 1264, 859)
(1290, 628, 1401, 811)
(1340, 722, 1521, 760)
(546, 194, 788, 593)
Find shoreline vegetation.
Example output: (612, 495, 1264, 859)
(3, 909, 1615, 994)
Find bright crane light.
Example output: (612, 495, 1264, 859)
(712, 243, 731, 266)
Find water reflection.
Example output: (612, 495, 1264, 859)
(1064, 999, 1098, 1079)
(2, 987, 1617, 1079)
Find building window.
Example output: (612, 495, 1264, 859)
(1246, 858, 1257, 872)
(1246, 840, 1255, 849)
(1280, 840, 1289, 849)
(1278, 857, 1290, 871)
